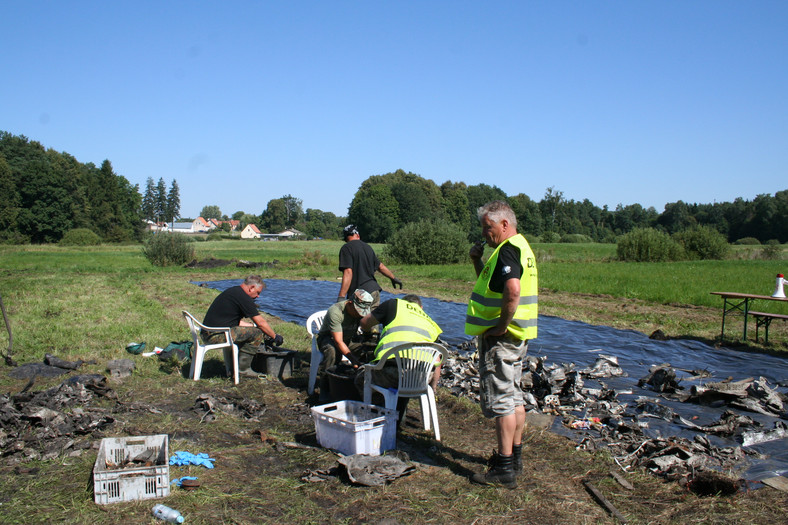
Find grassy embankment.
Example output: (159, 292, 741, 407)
(0, 240, 786, 524)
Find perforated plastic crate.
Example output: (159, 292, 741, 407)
(311, 400, 397, 456)
(93, 434, 170, 504)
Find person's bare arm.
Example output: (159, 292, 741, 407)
(469, 242, 485, 277)
(250, 314, 277, 339)
(338, 268, 353, 300)
(331, 331, 362, 367)
(360, 313, 378, 333)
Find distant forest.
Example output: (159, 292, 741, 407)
(1, 131, 786, 244)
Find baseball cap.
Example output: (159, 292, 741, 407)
(343, 224, 359, 239)
(351, 289, 373, 316)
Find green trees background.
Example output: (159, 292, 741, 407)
(2, 131, 787, 245)
(0, 132, 144, 243)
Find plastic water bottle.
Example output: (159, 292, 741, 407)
(152, 504, 184, 523)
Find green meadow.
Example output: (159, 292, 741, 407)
(0, 239, 787, 524)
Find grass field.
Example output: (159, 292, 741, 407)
(0, 240, 787, 524)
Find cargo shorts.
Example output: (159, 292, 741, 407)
(478, 332, 528, 418)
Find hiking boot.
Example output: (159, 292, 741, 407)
(471, 452, 517, 489)
(513, 443, 523, 477)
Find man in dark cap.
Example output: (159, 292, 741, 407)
(316, 289, 375, 401)
(337, 224, 402, 308)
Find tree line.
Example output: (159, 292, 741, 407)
(342, 170, 788, 244)
(0, 132, 143, 243)
(2, 131, 786, 245)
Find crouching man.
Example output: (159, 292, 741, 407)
(355, 294, 443, 422)
(201, 275, 283, 378)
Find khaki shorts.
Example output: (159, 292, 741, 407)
(478, 333, 528, 418)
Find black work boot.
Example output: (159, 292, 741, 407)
(471, 452, 517, 489)
(512, 443, 523, 477)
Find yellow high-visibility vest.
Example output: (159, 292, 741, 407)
(373, 299, 443, 363)
(465, 234, 538, 340)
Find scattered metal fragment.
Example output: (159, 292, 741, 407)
(337, 454, 415, 486)
(583, 479, 629, 523)
(193, 393, 267, 422)
(741, 422, 788, 447)
(107, 359, 135, 379)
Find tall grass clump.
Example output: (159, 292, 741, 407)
(673, 225, 730, 260)
(143, 233, 195, 266)
(385, 219, 468, 264)
(617, 227, 683, 262)
(59, 228, 101, 246)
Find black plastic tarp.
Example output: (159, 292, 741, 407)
(196, 278, 788, 479)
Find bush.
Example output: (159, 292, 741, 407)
(541, 231, 561, 243)
(760, 239, 782, 260)
(734, 237, 761, 245)
(617, 228, 683, 262)
(143, 233, 195, 266)
(206, 232, 223, 241)
(560, 234, 593, 243)
(59, 228, 101, 246)
(673, 225, 730, 260)
(385, 219, 468, 265)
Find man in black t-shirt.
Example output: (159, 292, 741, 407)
(336, 224, 402, 307)
(202, 275, 283, 378)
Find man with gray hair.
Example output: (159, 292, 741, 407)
(465, 200, 538, 488)
(202, 275, 283, 378)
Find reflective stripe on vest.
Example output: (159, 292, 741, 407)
(464, 234, 538, 340)
(374, 299, 443, 363)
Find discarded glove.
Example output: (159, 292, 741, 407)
(169, 451, 215, 468)
(390, 277, 403, 289)
(171, 476, 198, 487)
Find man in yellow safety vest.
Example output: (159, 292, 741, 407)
(465, 200, 537, 489)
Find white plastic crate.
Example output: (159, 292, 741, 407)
(311, 400, 397, 456)
(93, 434, 170, 505)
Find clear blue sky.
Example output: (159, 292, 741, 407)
(3, 2, 786, 219)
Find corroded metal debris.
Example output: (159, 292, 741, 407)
(437, 342, 788, 489)
(0, 375, 115, 463)
(193, 393, 267, 422)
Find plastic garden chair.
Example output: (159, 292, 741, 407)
(362, 342, 448, 441)
(306, 310, 328, 395)
(182, 310, 239, 385)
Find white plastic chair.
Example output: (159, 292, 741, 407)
(182, 310, 239, 385)
(362, 342, 448, 441)
(306, 310, 327, 395)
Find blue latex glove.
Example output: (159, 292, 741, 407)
(171, 476, 198, 487)
(169, 450, 216, 468)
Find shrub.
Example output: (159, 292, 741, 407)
(206, 232, 223, 241)
(541, 231, 561, 243)
(760, 239, 782, 260)
(59, 228, 101, 246)
(617, 228, 683, 262)
(673, 225, 730, 260)
(733, 237, 761, 245)
(560, 233, 593, 243)
(385, 219, 468, 265)
(143, 233, 195, 266)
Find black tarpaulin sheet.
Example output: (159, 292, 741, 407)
(196, 278, 788, 479)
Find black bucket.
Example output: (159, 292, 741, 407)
(326, 365, 361, 402)
(253, 349, 296, 380)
